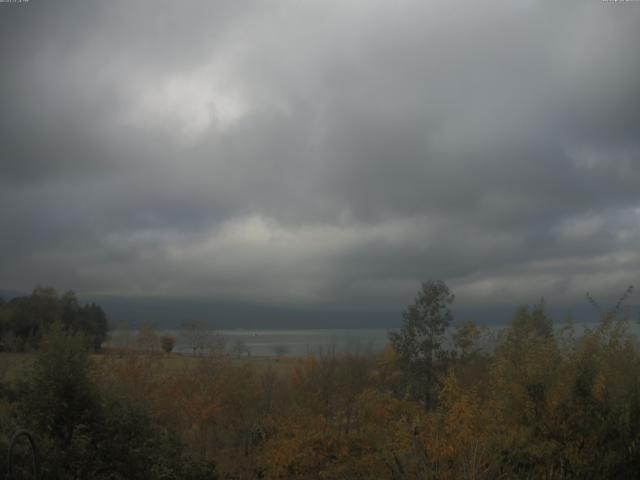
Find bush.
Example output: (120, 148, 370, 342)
(18, 322, 216, 479)
(161, 336, 176, 354)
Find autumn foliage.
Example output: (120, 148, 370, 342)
(2, 297, 640, 479)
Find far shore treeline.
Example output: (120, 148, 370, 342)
(0, 286, 108, 352)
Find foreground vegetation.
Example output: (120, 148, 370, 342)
(1, 283, 640, 479)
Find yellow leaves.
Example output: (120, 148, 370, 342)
(85, 314, 640, 479)
(259, 409, 336, 479)
(592, 370, 607, 402)
(356, 388, 398, 424)
(363, 345, 407, 399)
(258, 388, 425, 479)
(418, 369, 497, 479)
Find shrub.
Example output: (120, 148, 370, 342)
(161, 335, 176, 354)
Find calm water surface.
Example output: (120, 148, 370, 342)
(108, 320, 640, 357)
(109, 328, 391, 357)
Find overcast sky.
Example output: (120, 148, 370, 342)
(1, 0, 639, 317)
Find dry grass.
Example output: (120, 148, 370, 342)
(0, 350, 301, 385)
(0, 353, 34, 384)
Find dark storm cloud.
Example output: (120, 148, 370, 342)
(1, 0, 639, 313)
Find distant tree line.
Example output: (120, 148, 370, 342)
(0, 286, 108, 351)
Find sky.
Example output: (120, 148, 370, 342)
(1, 0, 639, 325)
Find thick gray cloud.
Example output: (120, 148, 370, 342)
(1, 0, 639, 317)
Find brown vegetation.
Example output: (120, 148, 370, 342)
(1, 288, 640, 478)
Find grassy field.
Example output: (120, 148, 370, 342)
(0, 350, 300, 385)
(0, 352, 34, 384)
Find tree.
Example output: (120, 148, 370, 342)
(20, 322, 216, 479)
(61, 291, 109, 350)
(161, 335, 176, 354)
(7, 286, 61, 350)
(388, 280, 454, 409)
(181, 320, 211, 356)
(0, 287, 109, 351)
(21, 321, 99, 447)
(504, 301, 553, 352)
(77, 302, 109, 351)
(452, 320, 482, 359)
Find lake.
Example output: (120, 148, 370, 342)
(108, 328, 392, 357)
(107, 319, 640, 357)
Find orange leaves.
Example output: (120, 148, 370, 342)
(259, 409, 337, 478)
(423, 370, 497, 479)
(87, 313, 640, 479)
(258, 386, 427, 479)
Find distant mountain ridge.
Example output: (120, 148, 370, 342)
(87, 295, 615, 330)
(1, 288, 630, 330)
(0, 289, 27, 301)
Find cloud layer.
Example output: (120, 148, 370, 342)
(1, 0, 639, 314)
